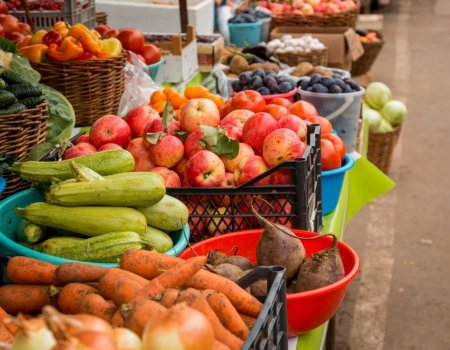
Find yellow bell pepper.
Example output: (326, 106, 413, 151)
(67, 23, 102, 53)
(29, 30, 47, 45)
(19, 44, 48, 63)
(52, 21, 70, 38)
(100, 38, 122, 57)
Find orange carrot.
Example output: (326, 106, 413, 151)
(78, 294, 116, 322)
(159, 288, 180, 308)
(239, 313, 257, 329)
(176, 288, 243, 350)
(134, 256, 207, 301)
(120, 250, 262, 317)
(121, 300, 167, 337)
(0, 285, 60, 315)
(0, 322, 13, 343)
(0, 307, 17, 335)
(213, 339, 231, 350)
(56, 263, 108, 283)
(111, 310, 124, 327)
(98, 268, 148, 299)
(6, 256, 61, 285)
(206, 291, 250, 340)
(111, 279, 143, 307)
(57, 283, 99, 314)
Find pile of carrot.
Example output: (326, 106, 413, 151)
(0, 251, 263, 349)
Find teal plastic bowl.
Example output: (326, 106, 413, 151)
(228, 21, 262, 48)
(0, 189, 190, 267)
(0, 176, 5, 194)
(322, 155, 355, 216)
(146, 58, 164, 80)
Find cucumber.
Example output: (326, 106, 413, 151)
(0, 77, 6, 89)
(38, 232, 142, 263)
(0, 71, 28, 85)
(11, 149, 135, 185)
(19, 96, 45, 109)
(0, 102, 26, 115)
(0, 90, 17, 108)
(141, 226, 173, 253)
(15, 219, 46, 244)
(137, 195, 188, 231)
(15, 202, 147, 237)
(6, 84, 42, 99)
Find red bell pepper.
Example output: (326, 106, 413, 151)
(42, 30, 63, 46)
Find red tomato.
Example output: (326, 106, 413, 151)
(1, 15, 18, 33)
(304, 115, 333, 135)
(0, 24, 4, 36)
(263, 104, 289, 121)
(0, 1, 7, 15)
(5, 31, 24, 42)
(126, 51, 145, 64)
(17, 22, 31, 35)
(140, 43, 161, 65)
(322, 133, 346, 160)
(231, 90, 266, 113)
(117, 28, 144, 52)
(270, 97, 292, 108)
(321, 139, 342, 171)
(288, 100, 318, 119)
(95, 24, 113, 36)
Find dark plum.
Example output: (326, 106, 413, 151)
(257, 86, 271, 95)
(241, 85, 250, 91)
(264, 76, 278, 92)
(239, 72, 251, 86)
(311, 83, 329, 93)
(320, 76, 336, 87)
(345, 79, 361, 91)
(299, 79, 310, 91)
(250, 75, 263, 90)
(266, 70, 277, 77)
(309, 73, 322, 85)
(343, 84, 353, 93)
(328, 84, 342, 94)
(231, 80, 241, 92)
(252, 68, 266, 79)
(334, 78, 346, 90)
(278, 81, 293, 93)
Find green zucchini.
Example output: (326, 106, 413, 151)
(0, 102, 26, 115)
(137, 195, 188, 231)
(141, 226, 173, 253)
(0, 90, 17, 108)
(6, 84, 42, 99)
(0, 71, 28, 85)
(15, 219, 46, 244)
(70, 161, 104, 182)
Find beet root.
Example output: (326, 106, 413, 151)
(296, 234, 344, 292)
(212, 263, 245, 282)
(223, 255, 254, 271)
(250, 280, 268, 298)
(207, 249, 229, 266)
(251, 197, 306, 281)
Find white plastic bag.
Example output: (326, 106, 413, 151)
(218, 5, 233, 44)
(118, 52, 159, 117)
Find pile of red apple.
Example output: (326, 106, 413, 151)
(260, 0, 356, 15)
(63, 88, 346, 189)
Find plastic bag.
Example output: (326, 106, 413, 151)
(218, 5, 233, 44)
(118, 52, 159, 117)
(213, 63, 235, 99)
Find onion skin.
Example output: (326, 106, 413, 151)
(142, 303, 214, 350)
(72, 330, 117, 350)
(12, 317, 57, 350)
(113, 327, 142, 350)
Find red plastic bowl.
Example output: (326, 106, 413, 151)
(179, 229, 360, 336)
(231, 88, 298, 104)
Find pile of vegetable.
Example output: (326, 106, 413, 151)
(231, 68, 297, 95)
(363, 82, 407, 132)
(0, 12, 33, 43)
(0, 251, 265, 349)
(290, 62, 340, 78)
(10, 150, 189, 261)
(0, 70, 44, 115)
(267, 34, 325, 54)
(298, 73, 362, 94)
(228, 9, 270, 24)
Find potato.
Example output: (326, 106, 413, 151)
(229, 55, 249, 75)
(292, 62, 314, 77)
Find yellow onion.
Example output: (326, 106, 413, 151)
(12, 316, 57, 350)
(113, 327, 142, 350)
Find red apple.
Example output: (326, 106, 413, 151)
(127, 137, 148, 159)
(242, 112, 277, 155)
(220, 109, 254, 133)
(124, 105, 160, 138)
(98, 143, 122, 151)
(222, 125, 241, 141)
(186, 150, 225, 187)
(89, 114, 131, 149)
(221, 142, 254, 173)
(264, 104, 289, 121)
(149, 167, 181, 187)
(62, 143, 97, 160)
(180, 98, 220, 132)
(276, 114, 308, 141)
(134, 155, 154, 171)
(234, 155, 270, 185)
(174, 157, 188, 178)
(271, 169, 291, 185)
(148, 135, 184, 168)
(220, 172, 235, 187)
(206, 207, 232, 235)
(187, 203, 207, 237)
(75, 134, 90, 145)
(184, 129, 205, 159)
(263, 128, 306, 167)
(144, 118, 179, 135)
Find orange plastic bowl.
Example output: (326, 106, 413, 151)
(179, 229, 360, 336)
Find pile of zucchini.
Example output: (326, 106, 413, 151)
(12, 149, 189, 263)
(0, 70, 45, 115)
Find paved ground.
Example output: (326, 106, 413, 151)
(335, 1, 450, 349)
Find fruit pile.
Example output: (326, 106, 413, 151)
(356, 29, 381, 43)
(290, 62, 340, 78)
(17, 22, 123, 63)
(267, 34, 325, 54)
(298, 73, 361, 94)
(7, 0, 63, 11)
(259, 0, 357, 15)
(0, 13, 33, 43)
(232, 69, 297, 96)
(228, 9, 270, 24)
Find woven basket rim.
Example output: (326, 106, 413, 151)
(272, 0, 360, 18)
(0, 100, 48, 118)
(369, 124, 402, 135)
(32, 54, 125, 68)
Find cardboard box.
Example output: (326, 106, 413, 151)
(145, 26, 199, 83)
(270, 27, 364, 71)
(197, 35, 225, 72)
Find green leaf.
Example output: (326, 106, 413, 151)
(11, 55, 41, 84)
(213, 134, 239, 159)
(146, 131, 165, 145)
(162, 100, 174, 130)
(0, 153, 17, 175)
(200, 125, 219, 149)
(173, 129, 190, 142)
(0, 38, 18, 54)
(27, 143, 55, 161)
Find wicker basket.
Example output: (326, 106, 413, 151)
(367, 125, 402, 174)
(96, 12, 108, 25)
(351, 31, 384, 76)
(0, 102, 49, 199)
(32, 55, 125, 126)
(276, 48, 327, 67)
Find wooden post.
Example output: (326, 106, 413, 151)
(20, 0, 34, 32)
(179, 0, 189, 33)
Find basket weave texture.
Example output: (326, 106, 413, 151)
(367, 125, 401, 174)
(32, 55, 125, 126)
(96, 12, 108, 25)
(0, 102, 49, 199)
(351, 31, 384, 76)
(276, 48, 327, 67)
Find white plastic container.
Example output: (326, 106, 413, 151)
(96, 0, 214, 34)
(298, 87, 365, 152)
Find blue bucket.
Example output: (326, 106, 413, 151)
(0, 177, 5, 194)
(228, 21, 262, 48)
(0, 189, 190, 267)
(146, 58, 164, 80)
(322, 155, 355, 215)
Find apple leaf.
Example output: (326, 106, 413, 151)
(213, 134, 239, 159)
(200, 125, 219, 148)
(162, 100, 174, 130)
(173, 129, 190, 142)
(146, 131, 165, 145)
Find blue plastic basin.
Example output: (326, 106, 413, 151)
(0, 177, 5, 194)
(0, 189, 190, 267)
(146, 58, 164, 80)
(228, 21, 262, 48)
(322, 155, 355, 216)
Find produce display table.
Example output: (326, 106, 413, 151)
(289, 155, 395, 349)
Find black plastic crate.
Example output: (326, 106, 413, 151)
(167, 124, 323, 242)
(237, 266, 288, 350)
